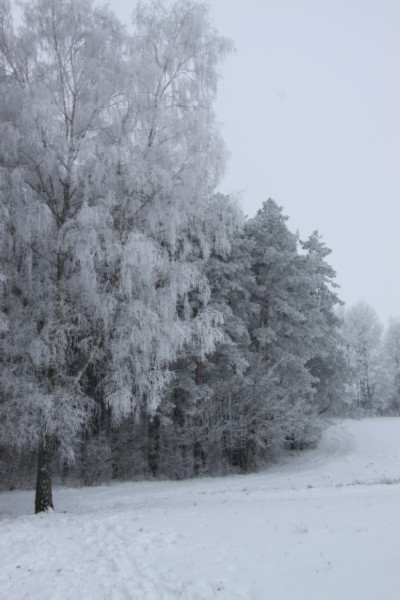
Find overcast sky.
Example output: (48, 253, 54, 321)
(46, 1, 400, 321)
(207, 0, 400, 324)
(207, 0, 400, 325)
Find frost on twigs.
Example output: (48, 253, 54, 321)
(0, 0, 234, 495)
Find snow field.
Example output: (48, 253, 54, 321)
(0, 418, 399, 599)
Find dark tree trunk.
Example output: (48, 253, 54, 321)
(35, 435, 55, 513)
(195, 358, 202, 385)
(259, 287, 269, 329)
(148, 414, 160, 477)
(193, 440, 206, 475)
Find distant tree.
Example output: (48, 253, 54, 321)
(380, 317, 400, 414)
(0, 0, 233, 511)
(341, 302, 383, 410)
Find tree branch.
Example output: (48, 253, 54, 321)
(73, 333, 102, 386)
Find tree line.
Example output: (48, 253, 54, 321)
(0, 0, 398, 513)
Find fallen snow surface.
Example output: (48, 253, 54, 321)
(1, 418, 400, 600)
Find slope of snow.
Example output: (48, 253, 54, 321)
(0, 418, 399, 600)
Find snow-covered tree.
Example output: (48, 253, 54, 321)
(239, 200, 343, 457)
(380, 317, 400, 414)
(141, 194, 245, 479)
(0, 206, 9, 334)
(163, 199, 343, 474)
(245, 201, 315, 414)
(299, 232, 345, 414)
(341, 302, 383, 410)
(0, 0, 233, 511)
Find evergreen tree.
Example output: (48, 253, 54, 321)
(300, 232, 345, 414)
(244, 200, 318, 452)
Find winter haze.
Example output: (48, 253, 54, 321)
(110, 0, 400, 322)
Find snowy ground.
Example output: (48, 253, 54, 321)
(1, 418, 399, 600)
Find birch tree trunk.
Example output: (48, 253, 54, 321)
(35, 435, 55, 513)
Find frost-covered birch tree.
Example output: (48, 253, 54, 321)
(341, 302, 383, 410)
(0, 0, 233, 511)
(379, 317, 400, 414)
(146, 194, 244, 478)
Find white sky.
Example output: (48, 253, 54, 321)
(210, 0, 400, 324)
(208, 0, 400, 325)
(107, 0, 400, 323)
(16, 0, 400, 322)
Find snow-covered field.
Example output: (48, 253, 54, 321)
(1, 418, 399, 600)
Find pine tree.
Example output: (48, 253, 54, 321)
(240, 200, 342, 457)
(299, 232, 345, 414)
